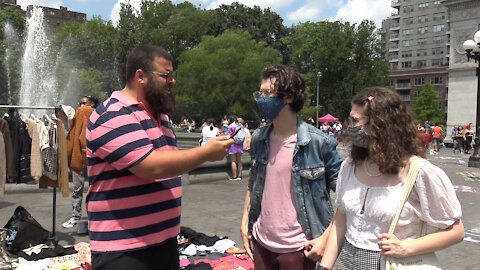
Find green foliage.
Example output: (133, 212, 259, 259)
(283, 20, 390, 120)
(175, 30, 281, 122)
(0, 7, 25, 105)
(51, 17, 120, 103)
(411, 83, 443, 123)
(208, 2, 288, 60)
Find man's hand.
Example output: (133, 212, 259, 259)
(204, 136, 234, 161)
(304, 235, 327, 262)
(240, 226, 254, 260)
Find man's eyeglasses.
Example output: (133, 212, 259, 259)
(149, 71, 176, 81)
(253, 89, 275, 101)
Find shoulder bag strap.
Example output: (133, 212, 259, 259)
(387, 157, 427, 235)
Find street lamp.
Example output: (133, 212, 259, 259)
(463, 30, 480, 167)
(316, 71, 322, 128)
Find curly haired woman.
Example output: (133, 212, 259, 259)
(315, 87, 464, 270)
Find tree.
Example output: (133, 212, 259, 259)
(52, 16, 119, 102)
(411, 83, 443, 124)
(283, 20, 390, 120)
(174, 30, 281, 122)
(0, 7, 25, 105)
(208, 2, 288, 62)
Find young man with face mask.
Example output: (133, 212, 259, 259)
(240, 65, 343, 269)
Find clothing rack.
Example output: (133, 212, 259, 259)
(0, 104, 60, 241)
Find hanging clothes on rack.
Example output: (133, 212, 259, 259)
(0, 118, 14, 182)
(26, 118, 42, 181)
(39, 118, 69, 198)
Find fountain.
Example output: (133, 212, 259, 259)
(18, 6, 58, 110)
(3, 22, 16, 104)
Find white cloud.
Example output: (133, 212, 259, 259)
(110, 0, 145, 26)
(17, 0, 63, 9)
(286, 2, 322, 24)
(328, 0, 394, 27)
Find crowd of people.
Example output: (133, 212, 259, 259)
(52, 44, 464, 270)
(417, 121, 475, 155)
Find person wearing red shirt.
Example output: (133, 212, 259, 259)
(432, 124, 443, 152)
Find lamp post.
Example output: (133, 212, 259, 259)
(463, 30, 480, 167)
(316, 71, 322, 128)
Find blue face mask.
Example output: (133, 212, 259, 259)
(257, 96, 285, 120)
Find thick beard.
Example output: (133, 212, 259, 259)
(143, 77, 176, 117)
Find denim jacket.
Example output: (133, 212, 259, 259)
(247, 118, 343, 240)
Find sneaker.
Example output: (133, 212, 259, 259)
(229, 177, 237, 181)
(62, 217, 79, 228)
(236, 176, 242, 181)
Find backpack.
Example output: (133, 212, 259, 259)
(233, 126, 245, 145)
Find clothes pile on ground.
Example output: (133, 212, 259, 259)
(178, 227, 253, 270)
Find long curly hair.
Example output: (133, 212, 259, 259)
(350, 87, 425, 174)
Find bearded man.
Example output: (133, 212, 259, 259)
(86, 45, 234, 270)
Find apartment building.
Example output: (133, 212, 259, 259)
(383, 0, 449, 122)
(0, 0, 86, 33)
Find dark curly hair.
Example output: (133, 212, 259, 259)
(350, 87, 425, 174)
(261, 65, 309, 112)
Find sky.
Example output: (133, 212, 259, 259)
(16, 0, 395, 28)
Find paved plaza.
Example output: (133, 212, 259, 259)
(1, 144, 480, 269)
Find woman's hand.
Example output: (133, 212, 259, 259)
(304, 235, 327, 261)
(377, 233, 413, 258)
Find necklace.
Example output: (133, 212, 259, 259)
(364, 160, 382, 177)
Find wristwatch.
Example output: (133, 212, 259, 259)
(317, 266, 330, 270)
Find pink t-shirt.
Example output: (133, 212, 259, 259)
(252, 132, 308, 253)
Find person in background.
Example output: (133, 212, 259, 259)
(227, 117, 245, 181)
(456, 126, 464, 154)
(431, 123, 443, 152)
(463, 124, 474, 154)
(318, 87, 463, 270)
(86, 45, 233, 270)
(241, 65, 343, 270)
(320, 121, 331, 134)
(243, 122, 252, 152)
(333, 121, 342, 143)
(452, 126, 458, 153)
(200, 121, 220, 146)
(62, 95, 98, 228)
(221, 115, 229, 134)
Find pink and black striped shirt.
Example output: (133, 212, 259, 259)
(86, 91, 181, 253)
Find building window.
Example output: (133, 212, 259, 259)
(402, 50, 412, 57)
(433, 36, 444, 44)
(403, 5, 414, 13)
(433, 24, 445, 32)
(403, 40, 413, 47)
(432, 47, 444, 55)
(417, 49, 427, 56)
(418, 15, 429, 23)
(418, 26, 428, 34)
(413, 90, 419, 97)
(404, 17, 414, 25)
(431, 58, 443, 66)
(418, 2, 429, 9)
(403, 29, 413, 36)
(414, 78, 425, 85)
(418, 38, 428, 45)
(401, 61, 412, 68)
(434, 0, 441, 5)
(417, 60, 427, 68)
(433, 12, 445, 21)
(436, 89, 443, 98)
(431, 77, 443, 84)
